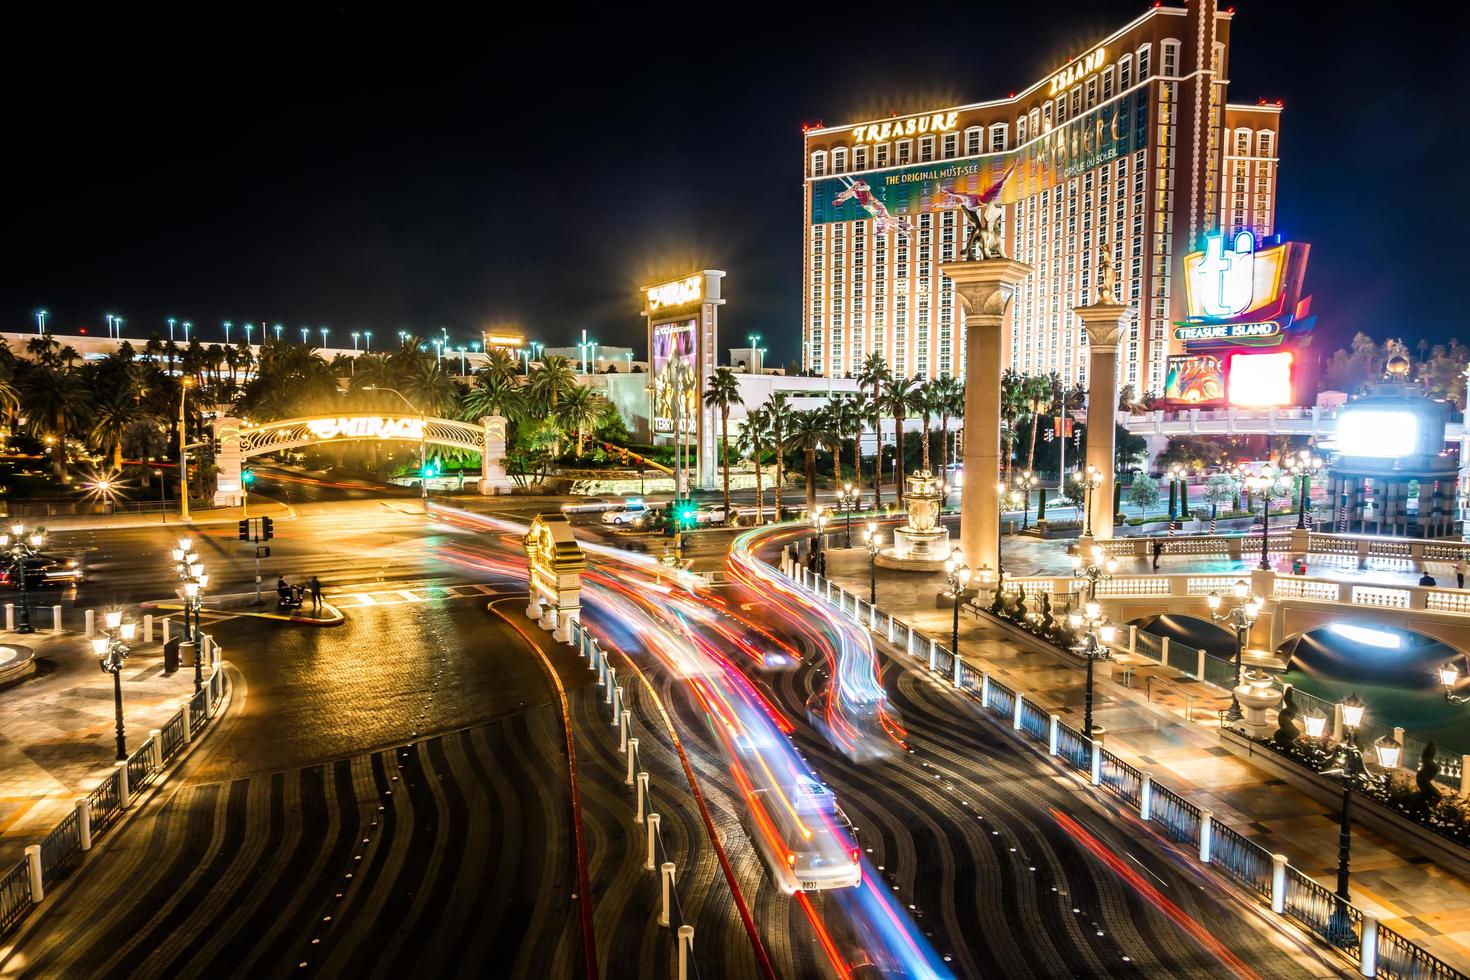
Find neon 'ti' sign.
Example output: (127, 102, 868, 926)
(1189, 231, 1257, 318)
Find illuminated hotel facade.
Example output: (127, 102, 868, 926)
(801, 0, 1283, 396)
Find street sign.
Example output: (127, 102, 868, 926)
(256, 546, 271, 559)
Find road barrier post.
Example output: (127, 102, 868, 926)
(1048, 715, 1060, 756)
(5, 604, 13, 631)
(116, 760, 130, 806)
(25, 844, 43, 903)
(1140, 772, 1153, 821)
(1360, 912, 1378, 976)
(636, 771, 649, 823)
(85, 608, 95, 637)
(1270, 854, 1287, 913)
(50, 604, 62, 633)
(76, 798, 92, 851)
(678, 925, 694, 980)
(645, 813, 660, 871)
(1198, 809, 1213, 863)
(150, 729, 163, 771)
(1090, 742, 1102, 786)
(181, 699, 192, 745)
(928, 639, 938, 671)
(626, 739, 638, 786)
(660, 862, 675, 927)
(162, 618, 172, 643)
(952, 652, 964, 687)
(981, 673, 991, 709)
(611, 685, 623, 723)
(143, 614, 154, 643)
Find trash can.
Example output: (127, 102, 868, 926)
(163, 637, 180, 674)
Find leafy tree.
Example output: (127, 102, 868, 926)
(1203, 472, 1239, 512)
(555, 384, 604, 457)
(703, 367, 743, 512)
(1127, 472, 1161, 516)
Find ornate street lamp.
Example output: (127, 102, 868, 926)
(1069, 544, 1118, 601)
(1207, 579, 1263, 722)
(1067, 603, 1117, 740)
(1, 523, 46, 634)
(173, 538, 209, 691)
(1016, 471, 1038, 530)
(944, 550, 972, 657)
(92, 611, 137, 761)
(864, 521, 882, 605)
(1075, 466, 1104, 538)
(1438, 661, 1470, 704)
(812, 510, 830, 576)
(1168, 462, 1187, 524)
(837, 482, 859, 547)
(1283, 449, 1324, 530)
(1245, 465, 1287, 571)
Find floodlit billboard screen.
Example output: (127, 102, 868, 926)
(1164, 354, 1225, 404)
(1335, 409, 1419, 458)
(651, 318, 697, 435)
(1227, 351, 1293, 407)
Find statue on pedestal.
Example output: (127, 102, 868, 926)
(939, 165, 1015, 261)
(1095, 242, 1119, 305)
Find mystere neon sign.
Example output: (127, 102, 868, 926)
(645, 275, 703, 312)
(306, 417, 424, 440)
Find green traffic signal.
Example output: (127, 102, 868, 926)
(241, 468, 256, 486)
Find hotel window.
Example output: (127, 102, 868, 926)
(1085, 77, 1097, 109)
(964, 126, 982, 155)
(875, 143, 890, 167)
(942, 132, 958, 158)
(1042, 103, 1053, 131)
(1055, 95, 1066, 123)
(1119, 54, 1132, 90)
(1016, 115, 1027, 144)
(810, 150, 828, 177)
(1102, 66, 1114, 100)
(897, 139, 913, 164)
(1070, 87, 1081, 117)
(832, 147, 848, 174)
(1137, 44, 1150, 78)
(1162, 39, 1180, 77)
(919, 135, 935, 162)
(853, 146, 868, 170)
(989, 123, 1007, 152)
(1029, 108, 1040, 137)
(1233, 128, 1250, 156)
(1256, 130, 1275, 157)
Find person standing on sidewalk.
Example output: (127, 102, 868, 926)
(1455, 557, 1466, 590)
(308, 575, 324, 612)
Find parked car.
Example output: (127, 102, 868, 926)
(694, 504, 728, 525)
(0, 555, 84, 589)
(601, 501, 650, 526)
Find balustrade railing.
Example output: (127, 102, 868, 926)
(1208, 821, 1274, 900)
(37, 808, 80, 885)
(1283, 867, 1361, 956)
(0, 861, 29, 933)
(1017, 699, 1049, 741)
(988, 680, 1017, 720)
(1378, 922, 1465, 980)
(1098, 749, 1142, 804)
(1055, 722, 1091, 771)
(1149, 783, 1201, 846)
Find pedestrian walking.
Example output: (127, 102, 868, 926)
(1455, 557, 1466, 590)
(308, 575, 324, 612)
(1152, 538, 1163, 571)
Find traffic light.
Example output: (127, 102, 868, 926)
(238, 520, 250, 540)
(673, 499, 698, 529)
(261, 516, 274, 541)
(241, 468, 255, 487)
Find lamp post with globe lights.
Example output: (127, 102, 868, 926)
(837, 483, 859, 547)
(1067, 601, 1117, 740)
(1283, 450, 1324, 529)
(1245, 465, 1290, 570)
(863, 521, 882, 605)
(1438, 661, 1470, 704)
(1016, 471, 1038, 530)
(172, 538, 210, 691)
(811, 510, 830, 576)
(92, 611, 137, 761)
(1, 523, 45, 634)
(1303, 693, 1403, 938)
(1075, 466, 1104, 539)
(1070, 544, 1118, 601)
(1206, 580, 1263, 722)
(944, 550, 972, 656)
(1168, 462, 1187, 524)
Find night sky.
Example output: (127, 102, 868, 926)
(2, 2, 1465, 365)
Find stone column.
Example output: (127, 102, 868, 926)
(1074, 302, 1129, 542)
(940, 259, 1031, 578)
(479, 415, 514, 495)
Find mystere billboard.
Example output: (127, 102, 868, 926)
(651, 318, 697, 435)
(809, 91, 1148, 227)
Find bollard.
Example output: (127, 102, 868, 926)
(1360, 912, 1379, 977)
(142, 613, 153, 643)
(1160, 635, 1170, 667)
(51, 604, 62, 633)
(678, 925, 694, 980)
(645, 813, 660, 870)
(1140, 772, 1153, 821)
(636, 771, 650, 823)
(1013, 694, 1024, 731)
(981, 672, 991, 709)
(626, 738, 638, 786)
(162, 618, 172, 643)
(5, 603, 13, 632)
(1198, 809, 1213, 863)
(611, 685, 623, 724)
(952, 651, 964, 688)
(1090, 742, 1102, 786)
(660, 862, 676, 926)
(76, 798, 92, 851)
(117, 759, 130, 805)
(150, 729, 163, 771)
(25, 844, 43, 903)
(1128, 624, 1137, 656)
(1048, 715, 1060, 756)
(1196, 648, 1207, 681)
(1270, 853, 1288, 913)
(619, 709, 631, 752)
(85, 608, 96, 637)
(181, 699, 193, 745)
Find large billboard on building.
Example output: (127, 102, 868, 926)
(1164, 354, 1226, 404)
(809, 91, 1148, 228)
(651, 317, 697, 435)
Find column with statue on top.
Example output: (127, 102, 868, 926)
(1074, 240, 1129, 550)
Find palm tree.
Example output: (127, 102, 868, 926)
(462, 370, 525, 422)
(783, 409, 828, 515)
(1024, 373, 1059, 475)
(482, 348, 519, 383)
(739, 406, 769, 524)
(703, 368, 744, 512)
(822, 399, 847, 490)
(933, 376, 961, 477)
(768, 393, 792, 521)
(857, 353, 890, 506)
(847, 393, 870, 497)
(913, 381, 938, 474)
(556, 384, 602, 456)
(999, 369, 1028, 483)
(20, 365, 89, 479)
(529, 354, 578, 453)
(89, 381, 138, 471)
(884, 375, 919, 504)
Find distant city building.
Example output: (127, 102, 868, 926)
(801, 0, 1282, 396)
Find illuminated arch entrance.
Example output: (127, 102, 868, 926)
(211, 413, 513, 505)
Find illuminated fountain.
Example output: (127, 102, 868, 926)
(876, 470, 951, 571)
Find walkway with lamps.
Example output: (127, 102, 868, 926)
(817, 542, 1470, 972)
(0, 626, 201, 867)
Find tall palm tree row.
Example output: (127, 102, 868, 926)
(783, 409, 828, 516)
(767, 393, 791, 521)
(703, 367, 744, 512)
(857, 353, 889, 507)
(738, 406, 770, 524)
(883, 375, 919, 504)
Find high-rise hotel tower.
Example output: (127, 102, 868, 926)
(801, 0, 1282, 395)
